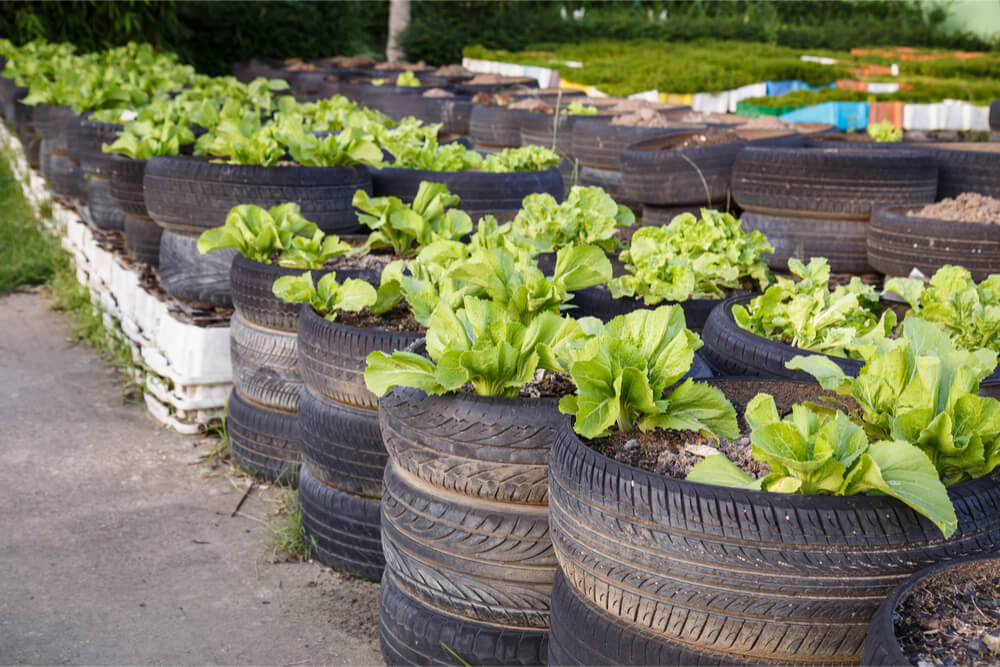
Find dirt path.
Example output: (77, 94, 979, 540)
(0, 290, 382, 666)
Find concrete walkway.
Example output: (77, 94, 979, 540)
(0, 290, 382, 666)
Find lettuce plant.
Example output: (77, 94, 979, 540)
(481, 146, 561, 172)
(277, 119, 383, 168)
(732, 257, 893, 359)
(272, 271, 377, 321)
(353, 181, 473, 258)
(197, 203, 350, 269)
(610, 209, 773, 303)
(564, 101, 597, 115)
(364, 296, 592, 397)
(395, 71, 421, 87)
(687, 392, 955, 536)
(885, 265, 1000, 356)
(510, 186, 634, 253)
(560, 305, 738, 439)
(102, 119, 194, 160)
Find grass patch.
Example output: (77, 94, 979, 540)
(0, 150, 60, 293)
(266, 488, 316, 562)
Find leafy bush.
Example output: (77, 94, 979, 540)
(510, 186, 634, 254)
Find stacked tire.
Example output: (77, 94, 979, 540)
(296, 303, 420, 582)
(519, 111, 613, 196)
(143, 156, 371, 307)
(225, 255, 310, 486)
(110, 154, 162, 265)
(469, 105, 529, 154)
(79, 117, 127, 231)
(731, 145, 938, 273)
(34, 104, 88, 200)
(377, 386, 559, 666)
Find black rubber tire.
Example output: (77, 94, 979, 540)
(453, 78, 540, 96)
(379, 569, 549, 667)
(572, 120, 706, 171)
(469, 105, 531, 148)
(372, 86, 428, 117)
(548, 568, 740, 667)
(297, 305, 421, 410)
(520, 112, 613, 157)
(123, 215, 163, 265)
(568, 285, 724, 333)
(110, 155, 149, 218)
(370, 166, 564, 219)
(297, 385, 386, 498)
(79, 118, 122, 177)
(620, 130, 800, 206)
(700, 293, 865, 380)
(731, 145, 938, 219)
(549, 378, 1000, 665)
(381, 93, 434, 124)
(24, 131, 41, 169)
(143, 156, 371, 235)
(157, 230, 236, 306)
(576, 167, 640, 212)
(226, 389, 300, 486)
(31, 104, 73, 153)
(299, 464, 383, 581)
(423, 97, 472, 136)
(379, 386, 559, 505)
(230, 312, 302, 414)
(381, 461, 556, 629)
(925, 143, 1000, 200)
(65, 110, 85, 164)
(868, 204, 1000, 281)
(741, 210, 871, 274)
(991, 100, 1000, 132)
(87, 177, 127, 231)
(41, 145, 86, 198)
(862, 555, 1000, 666)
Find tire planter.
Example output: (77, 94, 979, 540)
(86, 177, 127, 231)
(111, 155, 161, 264)
(298, 464, 383, 580)
(469, 105, 531, 151)
(143, 156, 372, 236)
(226, 388, 300, 486)
(700, 293, 866, 380)
(229, 254, 337, 332)
(577, 167, 640, 213)
(31, 104, 74, 154)
(379, 569, 548, 667)
(370, 166, 563, 223)
(862, 555, 1000, 666)
(78, 118, 122, 178)
(230, 312, 302, 414)
(122, 216, 163, 265)
(519, 112, 613, 158)
(40, 140, 86, 199)
(868, 204, 1000, 281)
(621, 129, 799, 207)
(924, 143, 1000, 200)
(571, 119, 706, 171)
(548, 377, 1000, 665)
(378, 384, 563, 666)
(425, 97, 472, 136)
(158, 231, 236, 306)
(741, 210, 871, 274)
(731, 145, 938, 220)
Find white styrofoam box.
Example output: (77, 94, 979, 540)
(75, 265, 89, 289)
(693, 91, 730, 113)
(461, 58, 527, 78)
(628, 89, 660, 102)
(941, 102, 971, 131)
(89, 245, 114, 290)
(60, 234, 75, 254)
(866, 82, 901, 94)
(522, 65, 558, 88)
(143, 393, 207, 435)
(145, 373, 232, 412)
(801, 55, 837, 65)
(110, 259, 140, 321)
(150, 312, 232, 385)
(903, 104, 937, 130)
(120, 312, 152, 349)
(972, 106, 990, 132)
(727, 83, 767, 112)
(97, 289, 120, 322)
(65, 215, 86, 251)
(133, 287, 165, 339)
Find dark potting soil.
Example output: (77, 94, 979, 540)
(894, 559, 1000, 667)
(336, 301, 425, 334)
(668, 130, 747, 149)
(328, 252, 394, 273)
(519, 370, 576, 399)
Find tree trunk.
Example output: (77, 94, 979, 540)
(386, 0, 410, 63)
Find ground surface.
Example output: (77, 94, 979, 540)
(0, 290, 382, 666)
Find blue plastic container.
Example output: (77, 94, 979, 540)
(780, 102, 869, 131)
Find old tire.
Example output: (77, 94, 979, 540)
(230, 254, 309, 332)
(31, 104, 73, 153)
(731, 145, 938, 219)
(868, 204, 1000, 281)
(143, 156, 371, 235)
(925, 143, 1000, 200)
(110, 155, 149, 218)
(572, 120, 705, 171)
(41, 145, 85, 198)
(157, 230, 236, 306)
(576, 167, 640, 212)
(297, 385, 386, 499)
(381, 461, 556, 629)
(549, 380, 1000, 665)
(230, 312, 301, 414)
(226, 389, 300, 486)
(379, 570, 548, 667)
(123, 215, 163, 265)
(469, 105, 531, 148)
(741, 210, 871, 274)
(87, 177, 127, 231)
(297, 305, 422, 410)
(378, 386, 558, 505)
(299, 464, 383, 581)
(79, 118, 122, 177)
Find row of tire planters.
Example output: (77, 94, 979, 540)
(32, 103, 87, 200)
(0, 76, 40, 167)
(142, 156, 371, 306)
(107, 155, 163, 265)
(620, 129, 800, 226)
(223, 255, 321, 486)
(547, 376, 1000, 666)
(868, 202, 1000, 282)
(377, 381, 557, 666)
(468, 91, 587, 155)
(863, 554, 1000, 666)
(78, 118, 127, 232)
(370, 165, 563, 224)
(378, 92, 474, 137)
(731, 144, 939, 274)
